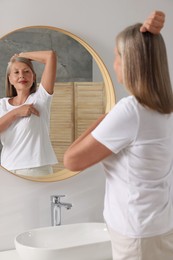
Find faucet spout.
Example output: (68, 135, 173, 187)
(60, 202, 72, 210)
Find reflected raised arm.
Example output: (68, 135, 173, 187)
(18, 50, 57, 94)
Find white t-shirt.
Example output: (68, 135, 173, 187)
(92, 96, 173, 238)
(0, 84, 58, 170)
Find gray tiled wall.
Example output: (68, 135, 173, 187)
(0, 27, 93, 97)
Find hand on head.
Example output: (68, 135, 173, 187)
(9, 53, 19, 62)
(140, 11, 165, 34)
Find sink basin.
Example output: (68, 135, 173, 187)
(14, 222, 112, 260)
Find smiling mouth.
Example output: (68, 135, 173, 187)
(19, 81, 27, 84)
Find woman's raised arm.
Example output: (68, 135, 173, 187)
(19, 50, 57, 94)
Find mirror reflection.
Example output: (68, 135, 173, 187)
(0, 26, 115, 180)
(1, 50, 59, 177)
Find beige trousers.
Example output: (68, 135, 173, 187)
(108, 226, 173, 260)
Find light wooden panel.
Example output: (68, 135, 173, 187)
(50, 83, 74, 171)
(50, 82, 105, 172)
(50, 83, 74, 142)
(74, 82, 106, 138)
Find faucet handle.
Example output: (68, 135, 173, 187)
(51, 195, 65, 203)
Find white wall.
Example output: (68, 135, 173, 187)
(0, 0, 173, 250)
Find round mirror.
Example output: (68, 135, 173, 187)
(0, 26, 116, 182)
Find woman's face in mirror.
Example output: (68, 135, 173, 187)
(8, 61, 34, 92)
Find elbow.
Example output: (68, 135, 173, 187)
(49, 50, 57, 62)
(63, 152, 73, 171)
(63, 153, 85, 172)
(63, 156, 78, 172)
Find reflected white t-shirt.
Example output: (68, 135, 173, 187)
(92, 96, 173, 238)
(0, 84, 58, 170)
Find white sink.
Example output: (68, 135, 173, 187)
(14, 222, 112, 260)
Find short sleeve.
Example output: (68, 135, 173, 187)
(28, 83, 53, 105)
(91, 97, 139, 153)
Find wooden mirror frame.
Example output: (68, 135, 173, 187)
(0, 26, 116, 182)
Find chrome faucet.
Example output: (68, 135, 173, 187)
(51, 195, 72, 226)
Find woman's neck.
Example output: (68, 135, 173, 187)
(9, 92, 30, 106)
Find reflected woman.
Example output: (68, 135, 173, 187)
(0, 50, 58, 176)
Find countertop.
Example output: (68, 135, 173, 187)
(0, 250, 20, 260)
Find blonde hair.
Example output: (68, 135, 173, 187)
(5, 56, 37, 97)
(116, 23, 173, 114)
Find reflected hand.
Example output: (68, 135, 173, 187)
(15, 104, 40, 117)
(140, 11, 165, 34)
(10, 53, 19, 62)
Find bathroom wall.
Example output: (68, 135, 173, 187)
(0, 165, 105, 250)
(0, 0, 173, 251)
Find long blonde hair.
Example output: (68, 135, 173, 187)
(116, 23, 173, 114)
(5, 56, 37, 97)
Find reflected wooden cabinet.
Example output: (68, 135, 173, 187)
(50, 82, 106, 172)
